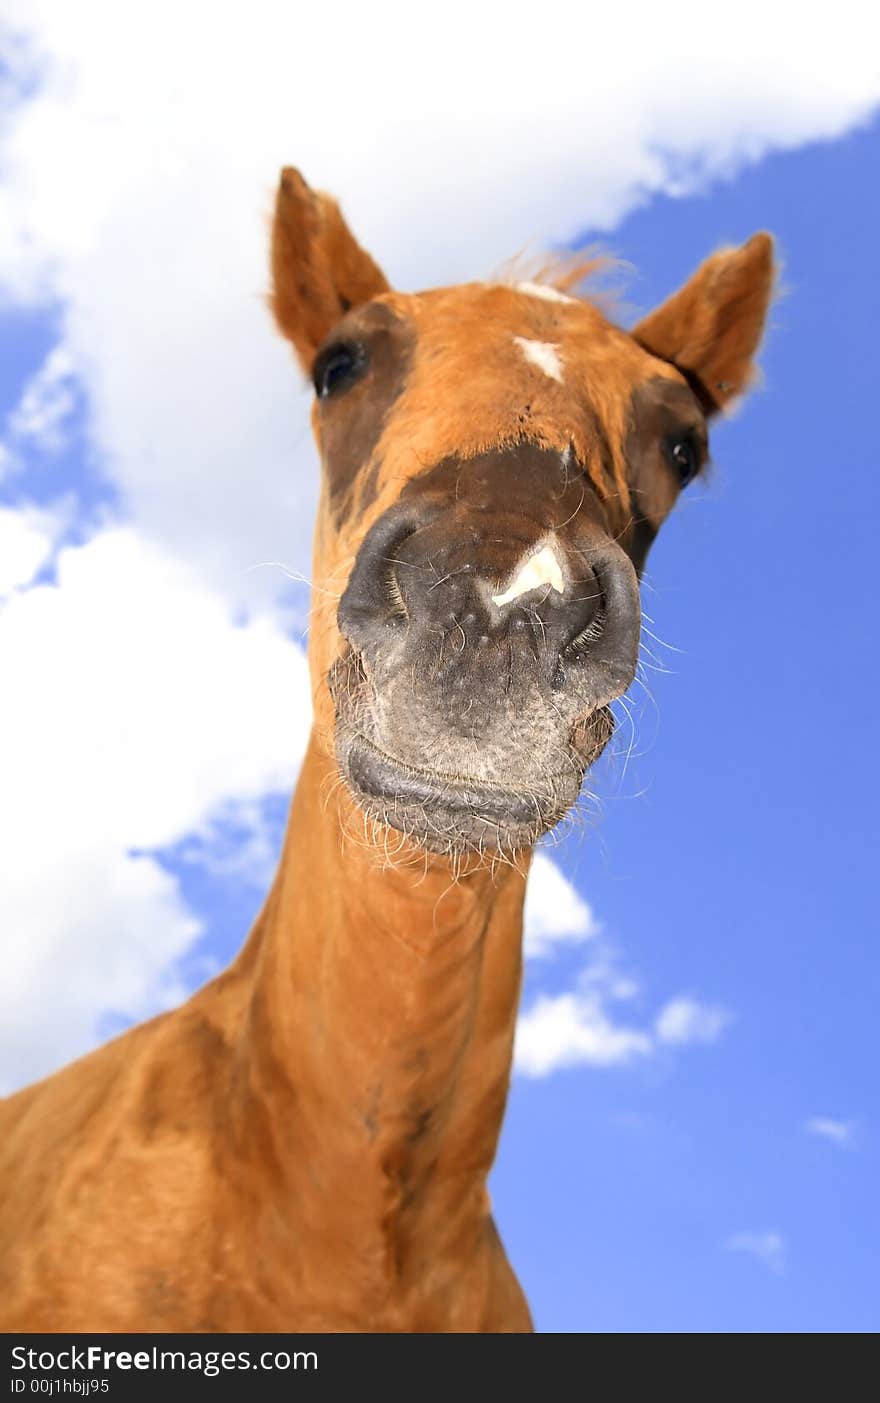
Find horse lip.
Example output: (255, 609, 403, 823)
(345, 734, 557, 826)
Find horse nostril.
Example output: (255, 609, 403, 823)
(562, 606, 607, 659)
(384, 564, 409, 624)
(545, 549, 640, 696)
(556, 550, 640, 696)
(337, 503, 423, 646)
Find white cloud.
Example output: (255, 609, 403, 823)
(515, 944, 731, 1076)
(1, 2, 874, 1089)
(655, 996, 732, 1046)
(725, 1231, 786, 1275)
(516, 948, 735, 1077)
(0, 525, 310, 1090)
(519, 858, 732, 1078)
(805, 1116, 858, 1148)
(0, 500, 63, 596)
(519, 864, 655, 1075)
(1, 849, 199, 1095)
(516, 988, 652, 1076)
(523, 851, 599, 958)
(0, 3, 878, 597)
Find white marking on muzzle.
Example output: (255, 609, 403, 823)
(492, 542, 565, 608)
(513, 336, 564, 383)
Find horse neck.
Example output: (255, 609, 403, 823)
(232, 731, 529, 1256)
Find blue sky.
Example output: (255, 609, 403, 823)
(1, 9, 878, 1334)
(496, 119, 880, 1331)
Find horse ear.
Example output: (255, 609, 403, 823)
(632, 233, 775, 414)
(270, 167, 391, 373)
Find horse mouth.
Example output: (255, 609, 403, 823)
(340, 733, 567, 852)
(329, 638, 618, 854)
(336, 709, 614, 856)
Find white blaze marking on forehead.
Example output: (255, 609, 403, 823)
(491, 542, 566, 608)
(513, 336, 564, 383)
(516, 281, 575, 305)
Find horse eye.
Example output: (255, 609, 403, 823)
(312, 341, 366, 399)
(668, 436, 699, 487)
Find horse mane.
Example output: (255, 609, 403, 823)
(495, 246, 624, 314)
